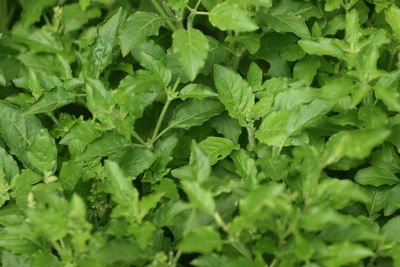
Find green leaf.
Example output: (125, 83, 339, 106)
(273, 87, 315, 111)
(374, 70, 400, 112)
(209, 2, 258, 32)
(213, 65, 254, 127)
(60, 120, 102, 158)
(382, 216, 400, 243)
(88, 8, 124, 78)
(385, 5, 400, 41)
(179, 84, 218, 100)
(24, 87, 76, 115)
(1, 250, 31, 267)
(117, 147, 157, 179)
(18, 0, 58, 27)
(199, 137, 239, 165)
(293, 56, 320, 84)
(231, 149, 258, 189)
(210, 114, 242, 143)
(166, 0, 189, 9)
(355, 167, 399, 186)
(0, 147, 19, 183)
(76, 131, 129, 161)
(262, 13, 311, 38)
(178, 227, 222, 253)
(27, 129, 57, 173)
(0, 101, 42, 168)
(322, 242, 373, 266)
(167, 99, 224, 130)
(256, 111, 290, 147)
(181, 180, 215, 214)
(280, 44, 306, 61)
(187, 141, 211, 183)
(385, 184, 400, 216)
(298, 38, 345, 59)
(286, 99, 333, 135)
(104, 160, 139, 207)
(59, 161, 84, 192)
(172, 28, 209, 81)
(119, 12, 165, 56)
(323, 129, 391, 165)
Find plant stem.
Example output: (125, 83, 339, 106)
(149, 78, 181, 145)
(150, 98, 172, 143)
(246, 126, 256, 151)
(151, 0, 177, 31)
(132, 130, 146, 145)
(47, 112, 59, 125)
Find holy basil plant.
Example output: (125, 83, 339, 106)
(1, 0, 400, 266)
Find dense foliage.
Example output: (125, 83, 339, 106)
(1, 0, 400, 266)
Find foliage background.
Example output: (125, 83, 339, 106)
(1, 0, 400, 266)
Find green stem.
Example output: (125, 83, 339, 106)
(149, 79, 181, 144)
(151, 0, 177, 31)
(213, 212, 229, 232)
(132, 130, 146, 145)
(150, 98, 172, 144)
(171, 250, 182, 267)
(47, 112, 59, 125)
(246, 126, 256, 151)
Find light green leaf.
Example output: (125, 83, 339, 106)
(76, 131, 129, 161)
(247, 62, 263, 87)
(25, 87, 76, 115)
(18, 0, 58, 27)
(213, 65, 254, 127)
(286, 99, 333, 135)
(199, 137, 239, 165)
(88, 8, 124, 78)
(210, 114, 242, 143)
(355, 167, 399, 186)
(0, 101, 42, 168)
(385, 5, 400, 41)
(256, 111, 290, 147)
(179, 227, 222, 253)
(181, 180, 215, 214)
(281, 44, 306, 61)
(28, 129, 57, 173)
(189, 141, 211, 183)
(167, 98, 224, 130)
(262, 13, 310, 38)
(172, 28, 209, 81)
(293, 56, 320, 84)
(179, 84, 218, 100)
(117, 147, 157, 179)
(325, 0, 342, 11)
(59, 161, 84, 192)
(322, 242, 373, 266)
(60, 120, 102, 158)
(273, 87, 315, 111)
(85, 78, 112, 120)
(298, 38, 345, 59)
(385, 184, 400, 216)
(323, 129, 391, 165)
(104, 160, 138, 206)
(209, 2, 258, 32)
(231, 149, 258, 189)
(382, 216, 400, 243)
(374, 70, 400, 112)
(120, 12, 165, 56)
(0, 147, 19, 183)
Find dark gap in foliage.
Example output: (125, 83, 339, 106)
(162, 226, 174, 242)
(179, 252, 200, 266)
(58, 103, 92, 120)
